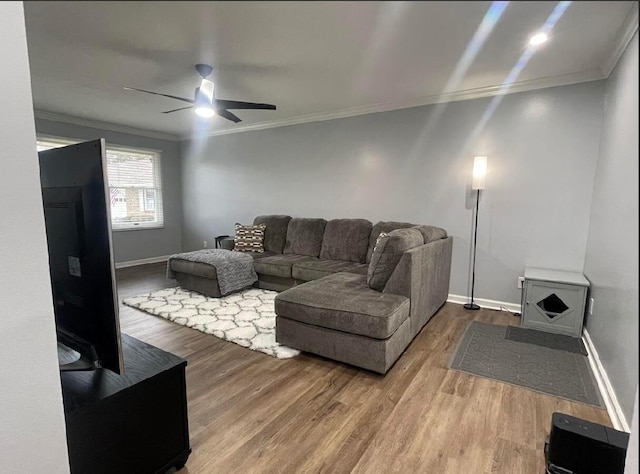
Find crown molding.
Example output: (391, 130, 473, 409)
(601, 2, 639, 78)
(35, 67, 604, 143)
(184, 69, 604, 140)
(34, 110, 180, 141)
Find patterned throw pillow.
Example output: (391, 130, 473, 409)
(234, 223, 266, 253)
(373, 232, 388, 252)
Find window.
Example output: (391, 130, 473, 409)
(106, 146, 163, 230)
(36, 137, 164, 231)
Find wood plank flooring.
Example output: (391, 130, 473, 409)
(116, 263, 611, 474)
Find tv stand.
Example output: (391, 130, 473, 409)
(60, 334, 190, 473)
(57, 342, 97, 371)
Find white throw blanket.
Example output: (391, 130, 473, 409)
(167, 249, 257, 295)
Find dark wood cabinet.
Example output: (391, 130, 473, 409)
(60, 334, 190, 473)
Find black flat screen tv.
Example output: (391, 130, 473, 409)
(39, 139, 124, 374)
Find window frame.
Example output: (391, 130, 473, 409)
(36, 135, 165, 232)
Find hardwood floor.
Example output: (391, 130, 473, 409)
(116, 263, 611, 474)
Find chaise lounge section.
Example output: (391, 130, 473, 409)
(275, 272, 413, 373)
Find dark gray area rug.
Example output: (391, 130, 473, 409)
(505, 326, 588, 356)
(449, 322, 603, 407)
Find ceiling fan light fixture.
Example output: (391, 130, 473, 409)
(195, 106, 216, 118)
(194, 78, 216, 118)
(199, 78, 215, 102)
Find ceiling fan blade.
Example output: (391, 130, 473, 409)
(162, 106, 193, 114)
(214, 99, 276, 110)
(124, 86, 194, 104)
(216, 109, 242, 123)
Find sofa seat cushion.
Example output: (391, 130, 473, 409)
(319, 218, 372, 263)
(283, 217, 327, 257)
(253, 254, 318, 279)
(275, 272, 410, 339)
(342, 263, 369, 276)
(248, 250, 277, 259)
(292, 259, 369, 282)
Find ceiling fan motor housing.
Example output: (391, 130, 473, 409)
(195, 63, 213, 78)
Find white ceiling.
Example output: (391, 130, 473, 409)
(24, 1, 636, 140)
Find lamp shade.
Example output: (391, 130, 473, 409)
(472, 156, 487, 190)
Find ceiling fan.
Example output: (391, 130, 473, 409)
(124, 64, 276, 123)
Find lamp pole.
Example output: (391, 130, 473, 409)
(464, 189, 481, 310)
(465, 155, 486, 311)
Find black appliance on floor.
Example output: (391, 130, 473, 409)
(545, 412, 629, 474)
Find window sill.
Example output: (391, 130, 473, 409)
(112, 225, 165, 233)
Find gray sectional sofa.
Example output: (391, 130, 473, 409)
(170, 215, 453, 374)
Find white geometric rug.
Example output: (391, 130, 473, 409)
(122, 287, 300, 359)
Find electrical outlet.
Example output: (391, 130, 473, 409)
(203, 240, 208, 248)
(589, 297, 594, 316)
(517, 276, 525, 289)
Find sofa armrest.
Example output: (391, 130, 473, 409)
(383, 236, 453, 336)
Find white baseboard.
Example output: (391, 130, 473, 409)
(447, 293, 521, 313)
(115, 255, 171, 269)
(583, 329, 630, 432)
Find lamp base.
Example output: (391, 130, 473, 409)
(463, 303, 481, 311)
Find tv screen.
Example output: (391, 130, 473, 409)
(39, 139, 124, 374)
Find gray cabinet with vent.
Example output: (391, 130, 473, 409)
(521, 267, 589, 337)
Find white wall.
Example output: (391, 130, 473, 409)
(0, 2, 69, 472)
(180, 80, 605, 304)
(584, 31, 639, 425)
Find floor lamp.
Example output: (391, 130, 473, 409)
(464, 155, 487, 311)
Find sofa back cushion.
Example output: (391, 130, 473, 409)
(367, 227, 423, 291)
(412, 225, 447, 243)
(283, 218, 327, 257)
(319, 218, 372, 263)
(253, 215, 292, 254)
(366, 221, 415, 263)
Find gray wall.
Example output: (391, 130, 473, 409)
(584, 32, 638, 424)
(181, 80, 604, 304)
(35, 118, 182, 263)
(0, 3, 69, 471)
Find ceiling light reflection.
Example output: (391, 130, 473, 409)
(529, 32, 548, 46)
